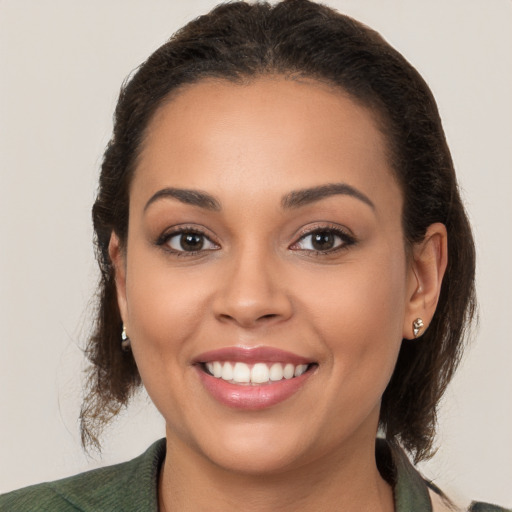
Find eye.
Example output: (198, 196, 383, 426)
(291, 227, 355, 253)
(161, 230, 219, 253)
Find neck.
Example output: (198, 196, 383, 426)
(158, 432, 394, 512)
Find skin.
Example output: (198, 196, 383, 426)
(110, 77, 447, 511)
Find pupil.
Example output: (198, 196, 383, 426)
(312, 232, 334, 250)
(180, 233, 203, 251)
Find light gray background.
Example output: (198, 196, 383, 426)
(1, 0, 511, 507)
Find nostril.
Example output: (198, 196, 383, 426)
(214, 293, 293, 327)
(218, 312, 281, 328)
(258, 313, 278, 321)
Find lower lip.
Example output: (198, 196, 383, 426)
(196, 367, 313, 410)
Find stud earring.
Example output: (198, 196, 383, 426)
(121, 324, 131, 351)
(412, 318, 424, 338)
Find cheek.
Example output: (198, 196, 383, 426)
(123, 253, 211, 424)
(298, 250, 407, 389)
(124, 250, 213, 363)
(302, 252, 407, 337)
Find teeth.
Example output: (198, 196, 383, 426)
(269, 363, 283, 381)
(221, 362, 233, 381)
(213, 361, 223, 378)
(251, 363, 270, 383)
(283, 363, 295, 379)
(232, 362, 250, 383)
(205, 361, 311, 384)
(294, 364, 308, 377)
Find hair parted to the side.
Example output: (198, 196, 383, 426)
(82, 0, 476, 462)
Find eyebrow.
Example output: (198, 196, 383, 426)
(144, 187, 221, 212)
(281, 183, 375, 210)
(144, 182, 374, 213)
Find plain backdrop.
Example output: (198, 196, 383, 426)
(1, 0, 511, 507)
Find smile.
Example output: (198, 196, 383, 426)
(203, 361, 310, 385)
(194, 346, 317, 409)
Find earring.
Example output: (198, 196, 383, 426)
(121, 324, 131, 351)
(412, 318, 424, 338)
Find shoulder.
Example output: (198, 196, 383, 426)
(0, 483, 77, 512)
(467, 503, 512, 512)
(379, 439, 511, 512)
(429, 487, 511, 512)
(0, 439, 166, 512)
(427, 476, 511, 512)
(428, 483, 512, 512)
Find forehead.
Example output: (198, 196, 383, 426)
(133, 77, 400, 213)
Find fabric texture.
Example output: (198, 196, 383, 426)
(0, 438, 509, 511)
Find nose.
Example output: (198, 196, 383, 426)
(212, 246, 293, 329)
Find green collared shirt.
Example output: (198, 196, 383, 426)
(1, 439, 509, 511)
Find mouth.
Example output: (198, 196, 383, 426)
(193, 346, 318, 409)
(200, 361, 315, 385)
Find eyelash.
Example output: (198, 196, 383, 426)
(156, 226, 219, 257)
(155, 224, 356, 257)
(290, 225, 356, 255)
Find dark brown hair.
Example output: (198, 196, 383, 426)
(82, 0, 476, 462)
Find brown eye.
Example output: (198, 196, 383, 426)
(311, 232, 336, 251)
(292, 228, 354, 253)
(166, 231, 217, 252)
(180, 233, 204, 251)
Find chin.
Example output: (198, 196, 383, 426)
(178, 417, 318, 476)
(204, 441, 310, 476)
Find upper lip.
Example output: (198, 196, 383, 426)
(193, 346, 314, 365)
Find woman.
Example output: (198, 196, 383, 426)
(1, 1, 509, 510)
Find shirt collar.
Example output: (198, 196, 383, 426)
(376, 438, 433, 511)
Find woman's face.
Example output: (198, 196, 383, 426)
(113, 77, 420, 474)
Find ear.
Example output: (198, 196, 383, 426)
(108, 232, 128, 326)
(403, 222, 448, 339)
